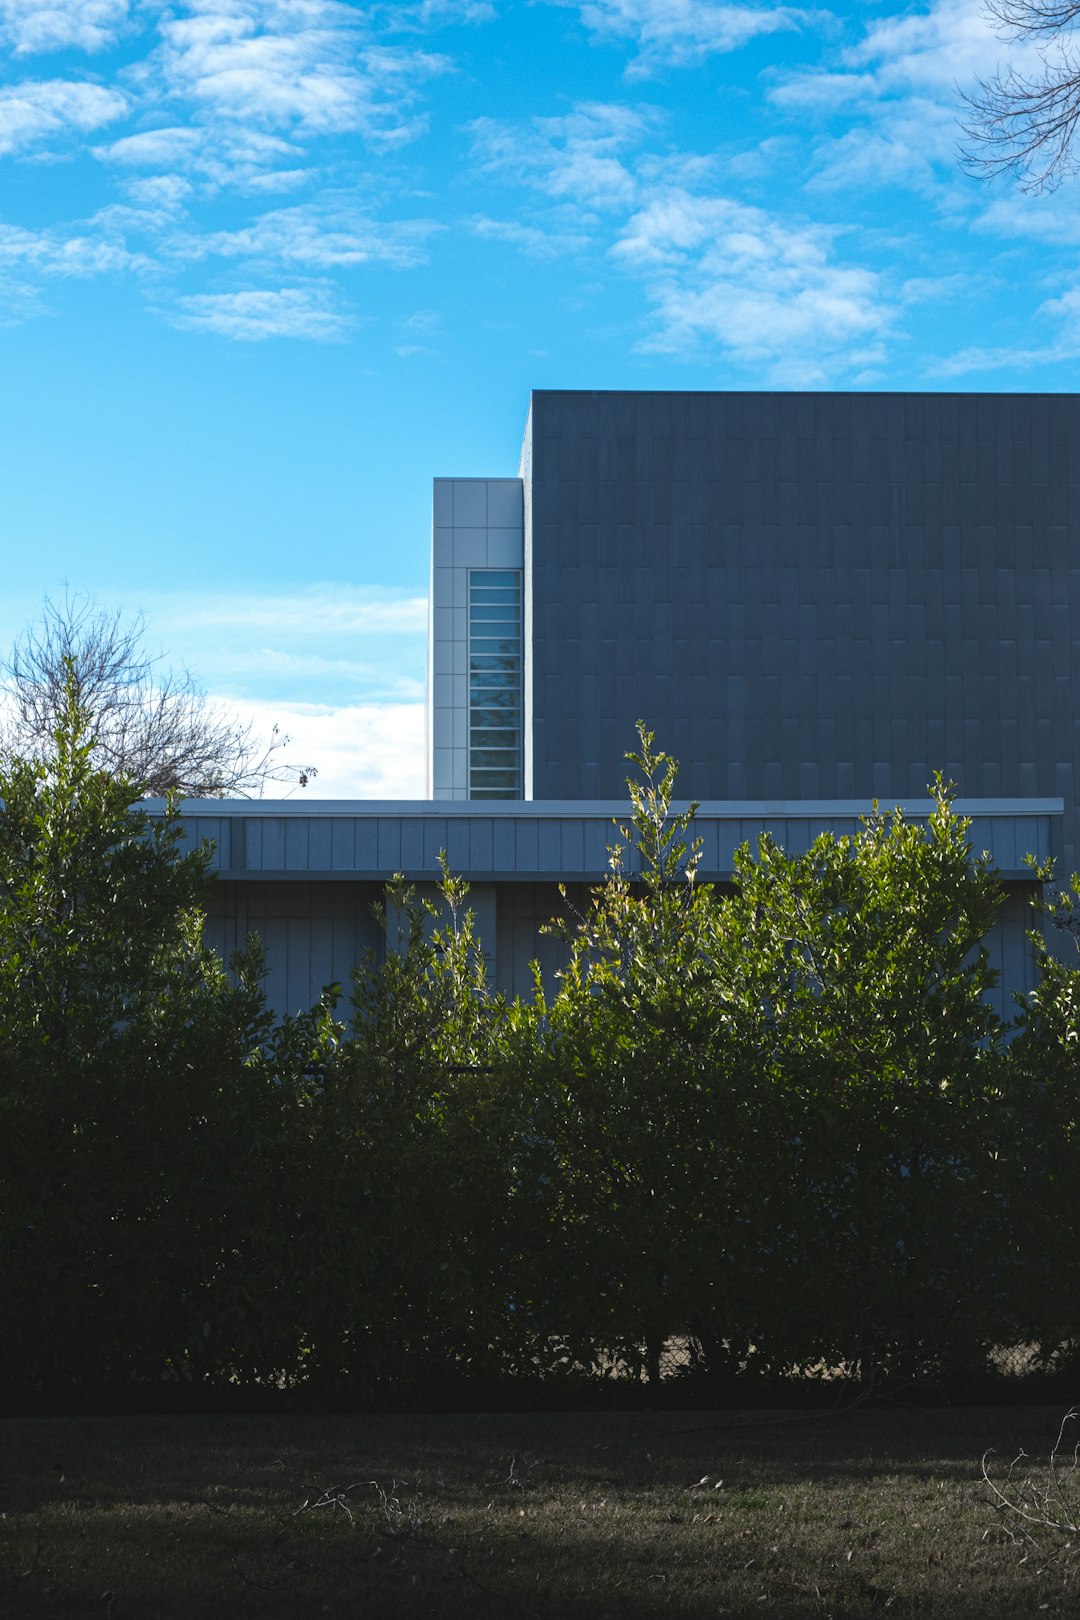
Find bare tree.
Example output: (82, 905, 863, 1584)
(962, 0, 1080, 191)
(1, 596, 316, 798)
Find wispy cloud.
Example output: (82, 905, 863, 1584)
(841, 0, 1017, 97)
(0, 0, 129, 56)
(0, 0, 489, 337)
(0, 218, 148, 275)
(144, 0, 449, 149)
(975, 185, 1080, 244)
(546, 0, 807, 77)
(469, 102, 654, 211)
(613, 187, 890, 379)
(805, 98, 959, 194)
(383, 0, 496, 27)
(0, 78, 127, 156)
(466, 97, 894, 380)
(934, 280, 1080, 374)
(168, 284, 352, 339)
(470, 214, 591, 257)
(769, 0, 1039, 196)
(173, 201, 439, 269)
(147, 583, 428, 639)
(96, 124, 205, 167)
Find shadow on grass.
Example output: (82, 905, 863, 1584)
(1, 1409, 1075, 1619)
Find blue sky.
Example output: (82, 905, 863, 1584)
(0, 0, 1073, 795)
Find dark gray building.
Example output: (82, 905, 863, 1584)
(185, 390, 1074, 1014)
(433, 390, 1080, 871)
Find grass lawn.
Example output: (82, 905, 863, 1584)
(1, 1405, 1076, 1618)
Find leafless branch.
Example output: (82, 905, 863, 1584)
(961, 0, 1080, 190)
(982, 1409, 1080, 1541)
(0, 594, 316, 798)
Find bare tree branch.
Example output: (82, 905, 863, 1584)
(1, 595, 316, 798)
(961, 0, 1080, 190)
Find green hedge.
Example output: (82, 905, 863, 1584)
(3, 700, 1078, 1403)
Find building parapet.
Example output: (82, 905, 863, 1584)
(154, 797, 1063, 885)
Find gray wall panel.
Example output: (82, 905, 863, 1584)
(376, 818, 402, 871)
(329, 818, 354, 867)
(307, 819, 331, 871)
(260, 820, 285, 870)
(526, 390, 1080, 879)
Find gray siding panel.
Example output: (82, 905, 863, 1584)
(284, 818, 308, 870)
(423, 818, 448, 867)
(400, 817, 426, 872)
(537, 819, 561, 872)
(331, 817, 355, 868)
(261, 820, 285, 871)
(376, 818, 402, 871)
(354, 818, 379, 870)
(307, 818, 331, 870)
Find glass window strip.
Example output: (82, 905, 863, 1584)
(468, 567, 522, 799)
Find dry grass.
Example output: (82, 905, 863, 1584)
(1, 1406, 1076, 1617)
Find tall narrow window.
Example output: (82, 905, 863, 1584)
(468, 569, 522, 798)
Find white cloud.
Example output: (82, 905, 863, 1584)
(930, 277, 1080, 374)
(147, 0, 448, 148)
(768, 0, 1035, 196)
(0, 0, 129, 55)
(0, 78, 127, 156)
(613, 188, 891, 379)
(975, 186, 1080, 244)
(223, 696, 427, 798)
(465, 97, 897, 378)
(843, 0, 1021, 97)
(147, 584, 428, 640)
(769, 71, 877, 112)
(0, 219, 147, 274)
(96, 122, 318, 192)
(1036, 283, 1080, 332)
(806, 97, 959, 193)
(384, 0, 496, 25)
(548, 0, 806, 76)
(0, 0, 467, 333)
(168, 284, 352, 339)
(899, 271, 971, 303)
(0, 271, 45, 323)
(96, 125, 205, 166)
(931, 340, 1072, 375)
(121, 172, 194, 210)
(0, 590, 428, 798)
(174, 201, 439, 269)
(470, 214, 591, 257)
(469, 102, 654, 212)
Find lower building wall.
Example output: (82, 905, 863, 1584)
(204, 880, 386, 1020)
(204, 875, 1042, 1026)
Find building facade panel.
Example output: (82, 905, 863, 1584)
(521, 390, 1080, 876)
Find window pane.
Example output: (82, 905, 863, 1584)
(470, 749, 521, 768)
(468, 567, 523, 799)
(470, 769, 519, 788)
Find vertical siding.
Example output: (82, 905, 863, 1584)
(203, 881, 384, 1016)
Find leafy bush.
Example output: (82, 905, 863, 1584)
(0, 675, 320, 1395)
(2, 699, 1071, 1405)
